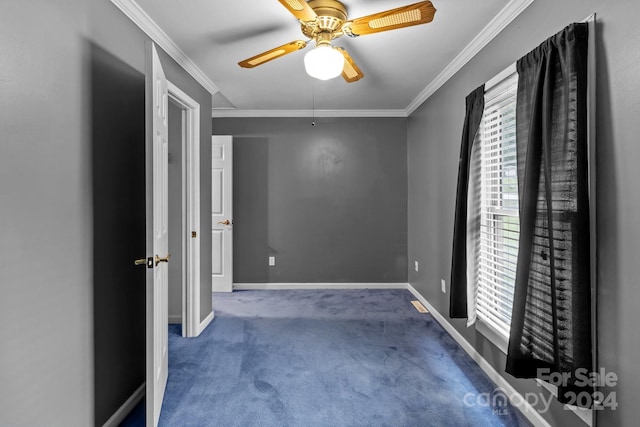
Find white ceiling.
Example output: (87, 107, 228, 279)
(130, 0, 520, 115)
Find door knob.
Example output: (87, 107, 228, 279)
(217, 220, 231, 226)
(155, 253, 171, 266)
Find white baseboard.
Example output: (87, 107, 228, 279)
(197, 310, 214, 335)
(406, 284, 551, 427)
(233, 282, 408, 290)
(535, 379, 593, 426)
(168, 314, 182, 324)
(102, 382, 145, 427)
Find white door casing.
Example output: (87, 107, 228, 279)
(147, 44, 169, 427)
(211, 135, 233, 292)
(167, 82, 201, 338)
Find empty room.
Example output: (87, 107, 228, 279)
(1, 1, 638, 427)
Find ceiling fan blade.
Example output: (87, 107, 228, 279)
(344, 1, 436, 37)
(277, 0, 318, 22)
(238, 40, 307, 68)
(336, 48, 364, 83)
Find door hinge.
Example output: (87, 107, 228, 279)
(192, 231, 197, 238)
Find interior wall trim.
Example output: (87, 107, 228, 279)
(168, 315, 182, 324)
(233, 283, 409, 290)
(211, 109, 409, 118)
(167, 80, 203, 338)
(404, 0, 535, 115)
(109, 0, 219, 96)
(198, 310, 215, 335)
(110, 0, 533, 118)
(406, 284, 551, 427)
(213, 0, 534, 118)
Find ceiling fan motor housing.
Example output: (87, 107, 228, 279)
(301, 0, 348, 40)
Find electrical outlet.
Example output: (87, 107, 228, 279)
(414, 261, 419, 272)
(441, 279, 446, 293)
(268, 256, 276, 266)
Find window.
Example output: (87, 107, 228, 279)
(472, 70, 519, 345)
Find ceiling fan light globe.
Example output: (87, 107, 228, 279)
(304, 45, 344, 80)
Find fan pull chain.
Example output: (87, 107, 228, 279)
(311, 84, 316, 127)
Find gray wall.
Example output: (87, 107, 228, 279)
(213, 117, 408, 283)
(407, 1, 640, 426)
(0, 2, 93, 425)
(0, 1, 213, 425)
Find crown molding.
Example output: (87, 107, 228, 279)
(405, 0, 535, 115)
(220, 0, 535, 118)
(211, 109, 408, 118)
(110, 0, 219, 96)
(112, 0, 533, 117)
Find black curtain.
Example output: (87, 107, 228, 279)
(450, 85, 484, 318)
(506, 23, 592, 405)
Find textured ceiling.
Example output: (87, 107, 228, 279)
(133, 0, 512, 113)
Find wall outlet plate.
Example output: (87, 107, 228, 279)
(441, 279, 446, 293)
(268, 256, 276, 266)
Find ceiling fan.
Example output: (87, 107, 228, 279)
(238, 0, 436, 82)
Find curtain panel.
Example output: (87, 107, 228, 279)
(505, 22, 592, 405)
(450, 85, 485, 319)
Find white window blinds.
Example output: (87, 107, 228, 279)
(474, 71, 519, 339)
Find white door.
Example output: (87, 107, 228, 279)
(147, 44, 169, 427)
(211, 135, 233, 292)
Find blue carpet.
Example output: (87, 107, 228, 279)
(162, 289, 530, 427)
(122, 289, 532, 426)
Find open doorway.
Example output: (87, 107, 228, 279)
(167, 99, 184, 329)
(167, 82, 202, 338)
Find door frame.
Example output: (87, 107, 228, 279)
(167, 81, 201, 338)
